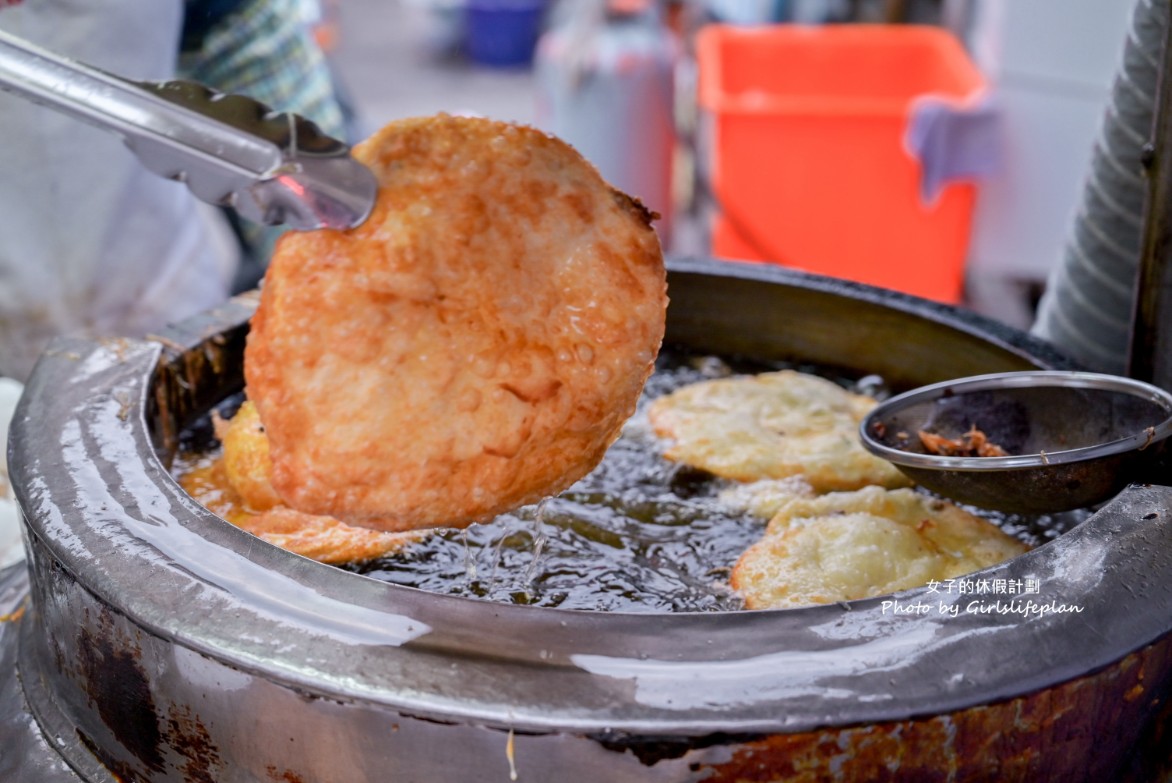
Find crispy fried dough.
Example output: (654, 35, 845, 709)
(730, 486, 1029, 609)
(180, 414, 425, 564)
(648, 371, 910, 491)
(246, 115, 667, 531)
(215, 401, 282, 512)
(238, 508, 426, 565)
(919, 426, 1009, 457)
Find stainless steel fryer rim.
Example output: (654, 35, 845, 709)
(10, 257, 1172, 739)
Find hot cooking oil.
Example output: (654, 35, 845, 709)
(173, 349, 1084, 612)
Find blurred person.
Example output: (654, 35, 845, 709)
(0, 0, 348, 382)
(181, 0, 351, 290)
(0, 0, 236, 382)
(180, 0, 345, 142)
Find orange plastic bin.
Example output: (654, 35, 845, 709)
(696, 24, 986, 303)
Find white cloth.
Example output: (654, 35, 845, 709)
(0, 0, 236, 380)
(0, 378, 22, 568)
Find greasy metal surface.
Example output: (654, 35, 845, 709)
(0, 564, 88, 782)
(861, 370, 1172, 513)
(5, 258, 1172, 781)
(663, 258, 1081, 391)
(690, 636, 1172, 782)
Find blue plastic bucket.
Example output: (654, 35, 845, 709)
(465, 0, 546, 67)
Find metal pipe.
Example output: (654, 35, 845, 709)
(1129, 0, 1172, 386)
(1031, 0, 1168, 378)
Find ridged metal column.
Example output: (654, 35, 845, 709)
(1031, 0, 1167, 377)
(1131, 0, 1172, 387)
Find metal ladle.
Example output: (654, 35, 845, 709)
(859, 371, 1172, 514)
(0, 28, 377, 231)
(862, 4, 1172, 517)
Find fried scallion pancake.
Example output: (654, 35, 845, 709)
(246, 114, 667, 532)
(730, 486, 1030, 609)
(717, 477, 816, 520)
(648, 370, 911, 492)
(238, 508, 427, 565)
(180, 403, 425, 565)
(214, 401, 281, 513)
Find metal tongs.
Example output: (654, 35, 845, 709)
(0, 28, 377, 231)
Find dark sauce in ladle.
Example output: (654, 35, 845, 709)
(174, 349, 1086, 613)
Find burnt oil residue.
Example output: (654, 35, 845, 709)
(74, 606, 225, 781)
(147, 295, 251, 465)
(76, 730, 146, 783)
(167, 704, 223, 783)
(591, 730, 763, 767)
(76, 607, 165, 777)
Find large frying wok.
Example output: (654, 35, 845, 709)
(0, 258, 1169, 782)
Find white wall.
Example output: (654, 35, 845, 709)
(962, 0, 1133, 322)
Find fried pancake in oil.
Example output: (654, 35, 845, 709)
(214, 401, 281, 513)
(246, 115, 667, 531)
(730, 486, 1030, 609)
(648, 370, 910, 492)
(182, 402, 424, 564)
(717, 477, 816, 519)
(238, 508, 426, 565)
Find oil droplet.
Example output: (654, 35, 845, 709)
(506, 729, 518, 781)
(461, 528, 476, 581)
(523, 500, 551, 586)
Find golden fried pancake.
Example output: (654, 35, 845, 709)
(717, 477, 815, 519)
(237, 508, 425, 565)
(246, 115, 667, 531)
(214, 401, 282, 513)
(730, 486, 1029, 609)
(181, 412, 426, 564)
(648, 371, 910, 491)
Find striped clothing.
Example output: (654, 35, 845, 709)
(179, 0, 345, 140)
